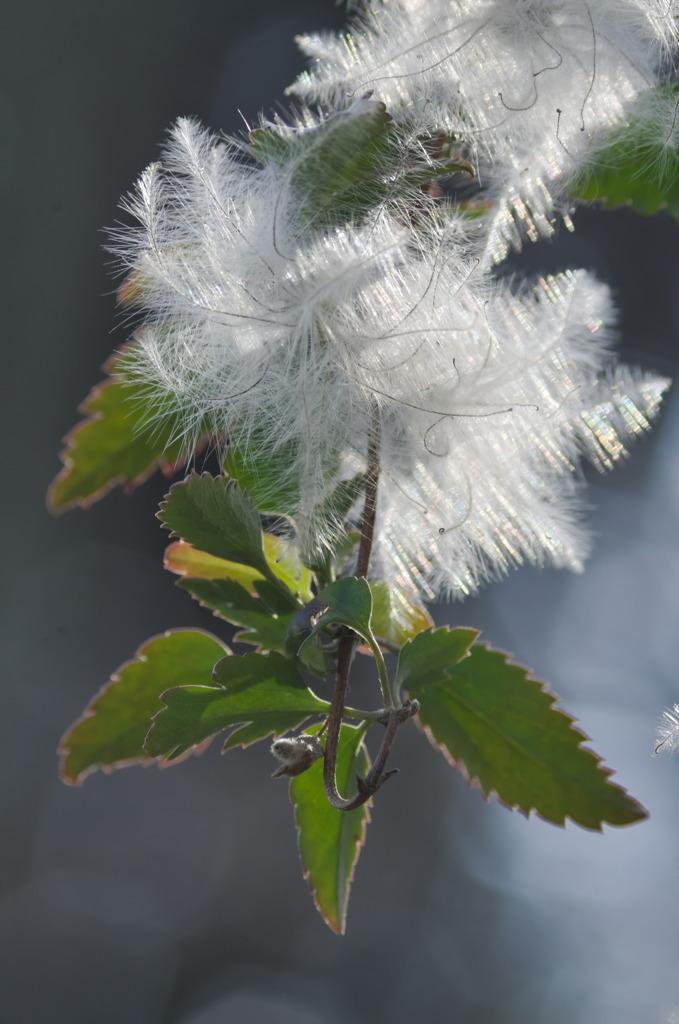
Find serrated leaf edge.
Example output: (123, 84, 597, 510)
(174, 576, 289, 653)
(292, 726, 372, 935)
(145, 651, 328, 759)
(157, 473, 268, 574)
(412, 641, 647, 831)
(58, 627, 229, 785)
(220, 710, 324, 753)
(398, 624, 479, 659)
(48, 353, 199, 513)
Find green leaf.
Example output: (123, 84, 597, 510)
(253, 577, 301, 615)
(401, 156, 475, 192)
(178, 578, 291, 652)
(304, 577, 374, 643)
(395, 626, 479, 687)
(248, 126, 291, 166)
(164, 539, 266, 592)
(59, 629, 229, 784)
(249, 102, 392, 231)
(260, 537, 314, 603)
(145, 651, 329, 758)
(165, 535, 313, 603)
(369, 581, 434, 647)
(291, 722, 371, 934)
(249, 113, 477, 236)
(396, 629, 647, 830)
(159, 473, 270, 578)
(567, 82, 679, 219)
(225, 430, 347, 558)
(286, 577, 375, 674)
(49, 353, 202, 512)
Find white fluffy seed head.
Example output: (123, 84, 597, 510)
(112, 118, 403, 551)
(349, 263, 670, 600)
(112, 103, 669, 604)
(291, 0, 678, 260)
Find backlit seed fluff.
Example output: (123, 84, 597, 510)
(113, 110, 668, 605)
(291, 0, 679, 260)
(655, 704, 679, 755)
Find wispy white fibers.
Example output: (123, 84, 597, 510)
(112, 116, 669, 601)
(291, 0, 678, 261)
(350, 258, 668, 599)
(656, 704, 679, 754)
(112, 115, 443, 552)
(570, 76, 679, 196)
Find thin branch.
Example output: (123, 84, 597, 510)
(356, 400, 381, 580)
(322, 399, 418, 811)
(323, 696, 419, 811)
(322, 628, 362, 810)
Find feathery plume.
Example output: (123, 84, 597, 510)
(291, 0, 678, 260)
(353, 263, 668, 598)
(655, 704, 679, 754)
(112, 116, 669, 602)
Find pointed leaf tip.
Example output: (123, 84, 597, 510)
(177, 577, 291, 652)
(397, 630, 647, 830)
(59, 629, 229, 784)
(48, 351, 203, 512)
(291, 722, 371, 934)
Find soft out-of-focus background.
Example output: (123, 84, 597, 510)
(3, 2, 679, 1022)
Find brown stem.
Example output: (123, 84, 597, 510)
(323, 694, 419, 811)
(355, 404, 381, 581)
(322, 626, 361, 810)
(322, 400, 417, 811)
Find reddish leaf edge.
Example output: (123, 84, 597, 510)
(171, 576, 265, 649)
(58, 627, 227, 786)
(315, 800, 372, 937)
(296, 805, 372, 935)
(293, 728, 372, 936)
(412, 640, 649, 832)
(47, 351, 206, 514)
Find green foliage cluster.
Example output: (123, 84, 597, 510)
(51, 89, 678, 931)
(56, 466, 646, 931)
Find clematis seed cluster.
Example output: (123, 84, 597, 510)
(113, 0, 675, 611)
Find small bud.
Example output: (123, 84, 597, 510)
(271, 733, 325, 778)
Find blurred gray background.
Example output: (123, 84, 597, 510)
(2, 2, 679, 1022)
